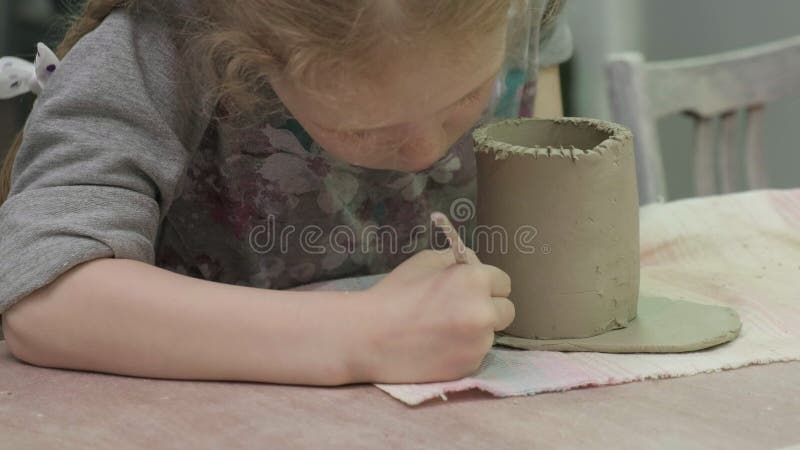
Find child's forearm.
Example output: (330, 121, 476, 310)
(2, 258, 367, 386)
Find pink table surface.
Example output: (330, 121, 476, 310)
(1, 345, 798, 449)
(3, 189, 800, 449)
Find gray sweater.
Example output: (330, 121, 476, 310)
(0, 3, 573, 315)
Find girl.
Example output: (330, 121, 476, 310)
(0, 0, 571, 385)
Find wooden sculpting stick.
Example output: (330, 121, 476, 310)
(430, 211, 479, 265)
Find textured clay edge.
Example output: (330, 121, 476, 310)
(472, 117, 634, 161)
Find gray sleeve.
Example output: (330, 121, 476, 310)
(0, 8, 210, 314)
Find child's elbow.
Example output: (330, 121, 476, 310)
(2, 294, 57, 367)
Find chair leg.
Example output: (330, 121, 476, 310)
(718, 111, 739, 194)
(694, 117, 716, 196)
(745, 104, 768, 189)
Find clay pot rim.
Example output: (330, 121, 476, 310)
(472, 117, 633, 160)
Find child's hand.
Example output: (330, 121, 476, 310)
(354, 249, 514, 384)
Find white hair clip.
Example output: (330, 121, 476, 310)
(0, 43, 60, 99)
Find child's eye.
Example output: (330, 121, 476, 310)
(455, 89, 484, 107)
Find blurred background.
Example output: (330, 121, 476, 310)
(564, 0, 800, 199)
(0, 0, 798, 200)
(1, 0, 69, 162)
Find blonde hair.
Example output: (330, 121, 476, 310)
(0, 0, 564, 204)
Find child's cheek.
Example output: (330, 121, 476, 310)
(445, 102, 486, 136)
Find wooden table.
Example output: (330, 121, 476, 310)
(1, 342, 798, 449)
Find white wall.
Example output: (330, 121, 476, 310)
(564, 0, 645, 119)
(565, 0, 800, 199)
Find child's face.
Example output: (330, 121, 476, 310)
(271, 27, 506, 172)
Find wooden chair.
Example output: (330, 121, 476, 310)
(606, 35, 800, 204)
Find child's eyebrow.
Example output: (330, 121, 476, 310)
(319, 68, 502, 135)
(442, 66, 503, 107)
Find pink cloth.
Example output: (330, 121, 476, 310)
(373, 189, 800, 405)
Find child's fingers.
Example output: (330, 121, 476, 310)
(465, 264, 511, 298)
(491, 297, 515, 331)
(463, 247, 482, 265)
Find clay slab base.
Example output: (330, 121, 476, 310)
(293, 275, 742, 354)
(494, 296, 742, 353)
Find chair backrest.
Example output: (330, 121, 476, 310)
(606, 35, 800, 204)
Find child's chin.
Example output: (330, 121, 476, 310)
(396, 150, 452, 173)
(350, 156, 441, 173)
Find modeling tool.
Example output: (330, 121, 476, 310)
(430, 211, 476, 265)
